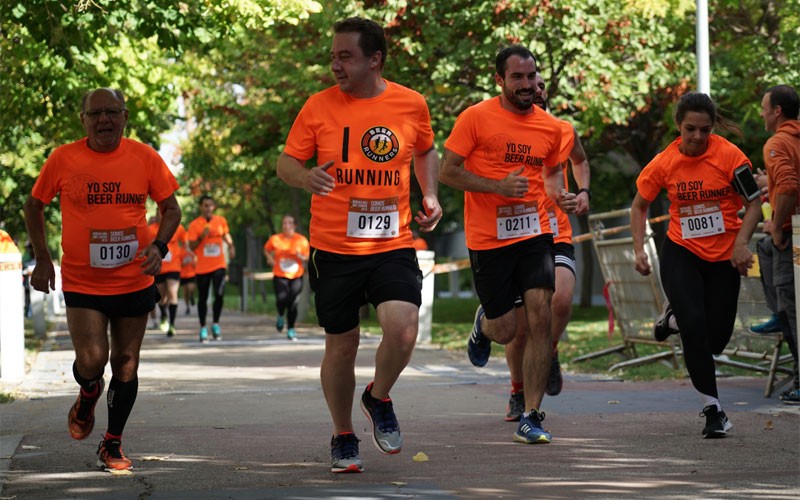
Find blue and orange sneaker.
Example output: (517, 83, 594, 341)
(468, 305, 491, 367)
(514, 409, 552, 444)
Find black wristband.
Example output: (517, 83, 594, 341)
(578, 188, 592, 200)
(153, 240, 169, 258)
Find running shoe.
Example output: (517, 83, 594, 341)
(505, 391, 525, 422)
(199, 327, 209, 343)
(654, 302, 679, 342)
(97, 438, 132, 471)
(167, 325, 176, 338)
(779, 388, 800, 405)
(749, 313, 783, 335)
(514, 409, 551, 444)
(468, 305, 491, 367)
(211, 324, 221, 340)
(330, 433, 363, 473)
(68, 378, 105, 440)
(700, 405, 732, 438)
(286, 328, 297, 341)
(545, 351, 563, 396)
(159, 318, 169, 333)
(276, 316, 285, 333)
(360, 382, 402, 454)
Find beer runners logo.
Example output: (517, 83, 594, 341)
(361, 126, 399, 163)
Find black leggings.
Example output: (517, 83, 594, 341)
(196, 268, 226, 327)
(660, 237, 740, 399)
(273, 277, 303, 329)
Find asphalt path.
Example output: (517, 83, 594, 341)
(1, 309, 798, 499)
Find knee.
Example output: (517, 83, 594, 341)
(551, 292, 572, 321)
(76, 348, 109, 375)
(109, 351, 140, 379)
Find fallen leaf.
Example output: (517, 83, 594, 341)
(235, 467, 248, 471)
(764, 420, 774, 430)
(608, 400, 620, 405)
(140, 456, 169, 461)
(108, 469, 134, 476)
(412, 452, 429, 462)
(733, 401, 749, 406)
(391, 481, 407, 486)
(21, 445, 40, 450)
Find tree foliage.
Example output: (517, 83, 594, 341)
(2, 0, 798, 257)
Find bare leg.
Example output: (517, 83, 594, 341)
(320, 328, 360, 435)
(371, 301, 419, 398)
(522, 288, 553, 412)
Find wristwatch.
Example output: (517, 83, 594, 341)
(578, 188, 592, 200)
(152, 239, 169, 258)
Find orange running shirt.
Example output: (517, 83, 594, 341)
(187, 215, 230, 274)
(283, 81, 435, 255)
(636, 134, 750, 261)
(30, 138, 178, 294)
(159, 224, 186, 274)
(545, 119, 577, 244)
(264, 232, 310, 280)
(444, 97, 563, 250)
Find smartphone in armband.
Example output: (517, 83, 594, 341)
(731, 164, 761, 202)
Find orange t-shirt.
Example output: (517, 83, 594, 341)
(187, 215, 230, 274)
(263, 232, 310, 279)
(30, 137, 178, 295)
(179, 245, 196, 279)
(159, 224, 186, 274)
(283, 81, 435, 255)
(444, 97, 563, 250)
(636, 134, 750, 261)
(545, 119, 577, 244)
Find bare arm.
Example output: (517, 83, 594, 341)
(223, 231, 236, 260)
(276, 152, 335, 195)
(413, 146, 442, 233)
(22, 196, 55, 292)
(731, 196, 761, 275)
(439, 148, 527, 197)
(141, 194, 182, 276)
(631, 192, 652, 276)
(569, 130, 591, 215)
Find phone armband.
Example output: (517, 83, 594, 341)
(731, 164, 761, 202)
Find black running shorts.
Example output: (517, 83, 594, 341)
(64, 284, 160, 318)
(155, 271, 181, 284)
(309, 247, 422, 334)
(470, 234, 555, 320)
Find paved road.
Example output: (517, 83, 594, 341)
(1, 310, 798, 499)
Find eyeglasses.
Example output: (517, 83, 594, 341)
(82, 108, 125, 119)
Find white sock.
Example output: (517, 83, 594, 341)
(668, 315, 679, 330)
(701, 394, 721, 411)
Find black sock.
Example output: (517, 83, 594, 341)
(168, 304, 177, 325)
(106, 376, 138, 437)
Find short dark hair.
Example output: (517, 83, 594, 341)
(333, 17, 387, 69)
(766, 85, 800, 120)
(199, 194, 215, 205)
(495, 45, 537, 78)
(81, 88, 125, 112)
